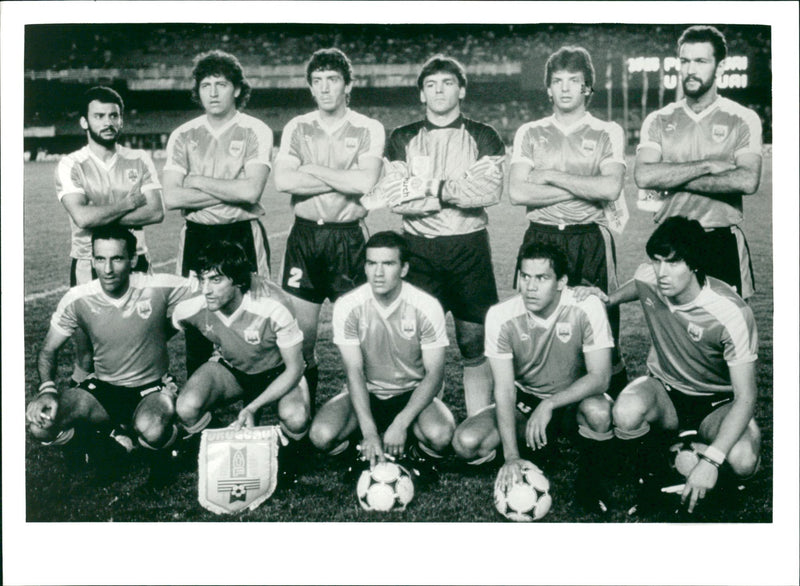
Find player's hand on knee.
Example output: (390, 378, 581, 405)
(382, 421, 408, 459)
(360, 433, 385, 469)
(26, 393, 59, 431)
(497, 459, 525, 492)
(526, 402, 553, 450)
(681, 460, 719, 513)
(231, 407, 256, 430)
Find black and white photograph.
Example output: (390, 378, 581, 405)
(2, 2, 798, 584)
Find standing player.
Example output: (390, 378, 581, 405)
(274, 48, 385, 412)
(56, 86, 164, 386)
(588, 217, 760, 515)
(452, 241, 615, 514)
(373, 54, 506, 416)
(635, 25, 763, 300)
(163, 50, 273, 376)
(309, 232, 455, 480)
(508, 46, 628, 396)
(25, 226, 198, 484)
(172, 240, 310, 480)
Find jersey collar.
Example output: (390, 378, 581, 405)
(550, 112, 592, 135)
(85, 144, 120, 171)
(679, 96, 721, 122)
(213, 291, 249, 327)
(203, 111, 241, 137)
(423, 114, 465, 131)
(314, 108, 351, 134)
(524, 288, 569, 328)
(369, 282, 405, 319)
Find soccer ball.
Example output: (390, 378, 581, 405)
(669, 430, 709, 478)
(494, 460, 552, 522)
(356, 461, 415, 512)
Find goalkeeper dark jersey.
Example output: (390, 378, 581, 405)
(385, 116, 505, 237)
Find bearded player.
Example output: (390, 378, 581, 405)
(372, 54, 506, 417)
(635, 25, 763, 300)
(509, 46, 628, 396)
(172, 240, 309, 482)
(580, 216, 760, 515)
(56, 86, 164, 387)
(26, 226, 198, 485)
(452, 241, 615, 514)
(274, 48, 385, 414)
(163, 50, 273, 377)
(309, 231, 455, 482)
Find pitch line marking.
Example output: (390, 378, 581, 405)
(24, 229, 290, 302)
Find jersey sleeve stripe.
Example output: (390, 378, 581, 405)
(702, 294, 758, 364)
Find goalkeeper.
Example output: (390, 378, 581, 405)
(368, 54, 506, 418)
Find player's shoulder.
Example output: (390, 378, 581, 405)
(170, 114, 207, 136)
(61, 280, 100, 304)
(644, 100, 683, 125)
(584, 112, 623, 135)
(173, 293, 207, 321)
(487, 294, 526, 324)
(116, 145, 156, 163)
(715, 97, 762, 125)
(243, 288, 295, 318)
(334, 282, 372, 312)
(699, 277, 752, 315)
(562, 287, 607, 317)
(400, 282, 445, 316)
(284, 110, 318, 129)
(133, 272, 191, 290)
(59, 146, 90, 166)
(345, 108, 383, 129)
(462, 116, 500, 134)
(235, 111, 273, 132)
(517, 116, 553, 134)
(389, 119, 426, 140)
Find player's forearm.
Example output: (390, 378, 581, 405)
(496, 393, 521, 460)
(547, 371, 610, 411)
(392, 374, 444, 430)
(37, 348, 59, 388)
(163, 184, 220, 210)
(440, 162, 504, 208)
(606, 279, 638, 308)
(346, 370, 380, 438)
(634, 160, 711, 190)
(545, 170, 623, 202)
(118, 191, 164, 226)
(273, 168, 331, 196)
(708, 395, 756, 459)
(301, 164, 379, 196)
(682, 167, 761, 196)
(185, 174, 266, 205)
(508, 178, 574, 207)
(67, 199, 139, 229)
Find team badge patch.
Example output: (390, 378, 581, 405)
(581, 138, 597, 153)
(243, 327, 261, 345)
(198, 425, 281, 514)
(136, 300, 152, 319)
(687, 323, 704, 342)
(126, 168, 140, 183)
(344, 137, 358, 150)
(400, 317, 417, 338)
(229, 140, 244, 157)
(556, 322, 572, 343)
(711, 125, 729, 143)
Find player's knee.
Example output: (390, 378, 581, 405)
(309, 418, 336, 452)
(27, 420, 60, 443)
(279, 401, 310, 437)
(175, 388, 205, 426)
(452, 423, 482, 460)
(578, 398, 612, 433)
(420, 423, 454, 454)
(727, 440, 760, 477)
(133, 393, 177, 449)
(612, 394, 647, 432)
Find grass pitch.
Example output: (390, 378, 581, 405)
(23, 154, 773, 523)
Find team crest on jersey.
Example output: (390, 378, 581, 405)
(712, 125, 729, 143)
(228, 140, 244, 157)
(344, 137, 358, 151)
(126, 168, 140, 183)
(243, 327, 261, 345)
(400, 317, 417, 338)
(556, 322, 572, 343)
(581, 138, 597, 154)
(136, 299, 152, 319)
(687, 323, 704, 342)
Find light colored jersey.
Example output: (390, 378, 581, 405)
(50, 273, 197, 387)
(164, 112, 273, 225)
(386, 116, 506, 237)
(633, 263, 758, 395)
(511, 113, 626, 227)
(485, 288, 613, 399)
(172, 290, 303, 375)
(332, 281, 448, 398)
(638, 96, 762, 228)
(55, 145, 160, 260)
(276, 109, 385, 223)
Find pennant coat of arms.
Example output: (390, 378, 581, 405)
(198, 425, 281, 514)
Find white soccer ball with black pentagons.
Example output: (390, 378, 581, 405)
(356, 461, 415, 512)
(669, 430, 709, 478)
(494, 460, 552, 522)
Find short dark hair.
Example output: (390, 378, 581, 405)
(518, 241, 569, 280)
(678, 25, 728, 63)
(417, 54, 467, 90)
(91, 224, 137, 258)
(366, 231, 408, 264)
(83, 86, 124, 118)
(306, 48, 354, 86)
(645, 216, 708, 284)
(544, 46, 595, 90)
(191, 50, 251, 109)
(195, 240, 253, 293)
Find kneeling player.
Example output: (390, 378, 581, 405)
(452, 241, 615, 514)
(26, 226, 197, 484)
(172, 241, 310, 481)
(309, 231, 455, 482)
(595, 217, 760, 515)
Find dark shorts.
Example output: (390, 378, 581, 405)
(664, 384, 734, 432)
(514, 386, 579, 439)
(217, 360, 287, 405)
(703, 225, 754, 299)
(367, 392, 412, 435)
(281, 217, 367, 304)
(178, 219, 270, 278)
(77, 375, 172, 426)
(70, 255, 150, 287)
(404, 229, 498, 324)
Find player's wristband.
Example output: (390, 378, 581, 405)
(702, 446, 726, 466)
(698, 453, 720, 468)
(36, 381, 57, 396)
